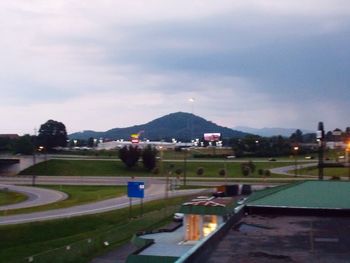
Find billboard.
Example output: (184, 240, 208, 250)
(127, 181, 145, 198)
(130, 133, 139, 144)
(204, 133, 221, 142)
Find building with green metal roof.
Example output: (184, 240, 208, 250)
(246, 181, 350, 215)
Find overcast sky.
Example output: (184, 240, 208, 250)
(1, 1, 349, 135)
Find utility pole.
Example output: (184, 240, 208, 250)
(183, 148, 188, 186)
(293, 146, 299, 177)
(346, 142, 350, 181)
(317, 122, 325, 180)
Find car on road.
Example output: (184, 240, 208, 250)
(173, 213, 184, 222)
(237, 197, 247, 205)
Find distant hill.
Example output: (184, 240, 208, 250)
(233, 126, 313, 137)
(70, 112, 248, 141)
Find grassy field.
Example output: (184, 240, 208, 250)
(298, 166, 350, 178)
(0, 195, 194, 263)
(164, 160, 296, 178)
(0, 190, 27, 206)
(19, 159, 131, 176)
(1, 185, 126, 216)
(19, 159, 296, 178)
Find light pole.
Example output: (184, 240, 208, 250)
(183, 148, 189, 186)
(293, 146, 299, 177)
(346, 142, 350, 180)
(189, 98, 195, 142)
(32, 128, 37, 166)
(317, 122, 325, 180)
(224, 156, 228, 185)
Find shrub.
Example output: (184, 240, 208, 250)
(218, 168, 226, 177)
(175, 168, 183, 175)
(264, 169, 271, 176)
(196, 167, 204, 176)
(330, 176, 341, 180)
(240, 161, 256, 176)
(258, 169, 264, 176)
(152, 167, 160, 175)
(242, 166, 250, 177)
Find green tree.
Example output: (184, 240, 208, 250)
(142, 145, 158, 171)
(37, 120, 68, 151)
(0, 137, 13, 152)
(118, 145, 141, 168)
(290, 129, 303, 143)
(87, 137, 95, 148)
(14, 135, 34, 155)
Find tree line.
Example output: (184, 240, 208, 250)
(1, 119, 349, 157)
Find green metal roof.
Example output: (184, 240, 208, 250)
(247, 181, 350, 210)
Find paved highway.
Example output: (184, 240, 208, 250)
(0, 184, 67, 211)
(0, 159, 319, 226)
(0, 184, 209, 225)
(270, 162, 318, 176)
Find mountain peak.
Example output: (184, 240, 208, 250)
(233, 126, 313, 137)
(69, 112, 248, 141)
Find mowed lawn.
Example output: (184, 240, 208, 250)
(299, 166, 350, 177)
(0, 190, 27, 206)
(19, 159, 147, 177)
(0, 196, 192, 263)
(1, 185, 126, 216)
(19, 159, 295, 178)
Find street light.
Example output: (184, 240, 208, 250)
(293, 146, 299, 177)
(189, 98, 195, 141)
(317, 122, 325, 180)
(346, 142, 350, 180)
(183, 148, 189, 186)
(159, 146, 168, 200)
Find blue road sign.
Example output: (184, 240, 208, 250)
(127, 181, 145, 198)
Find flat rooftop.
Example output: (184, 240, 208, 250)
(138, 226, 194, 257)
(205, 215, 350, 263)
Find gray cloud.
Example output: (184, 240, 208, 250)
(0, 1, 349, 134)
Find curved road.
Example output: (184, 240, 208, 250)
(0, 184, 209, 225)
(0, 184, 67, 211)
(0, 161, 319, 225)
(270, 162, 317, 176)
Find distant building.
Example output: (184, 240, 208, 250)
(0, 134, 20, 139)
(325, 129, 348, 149)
